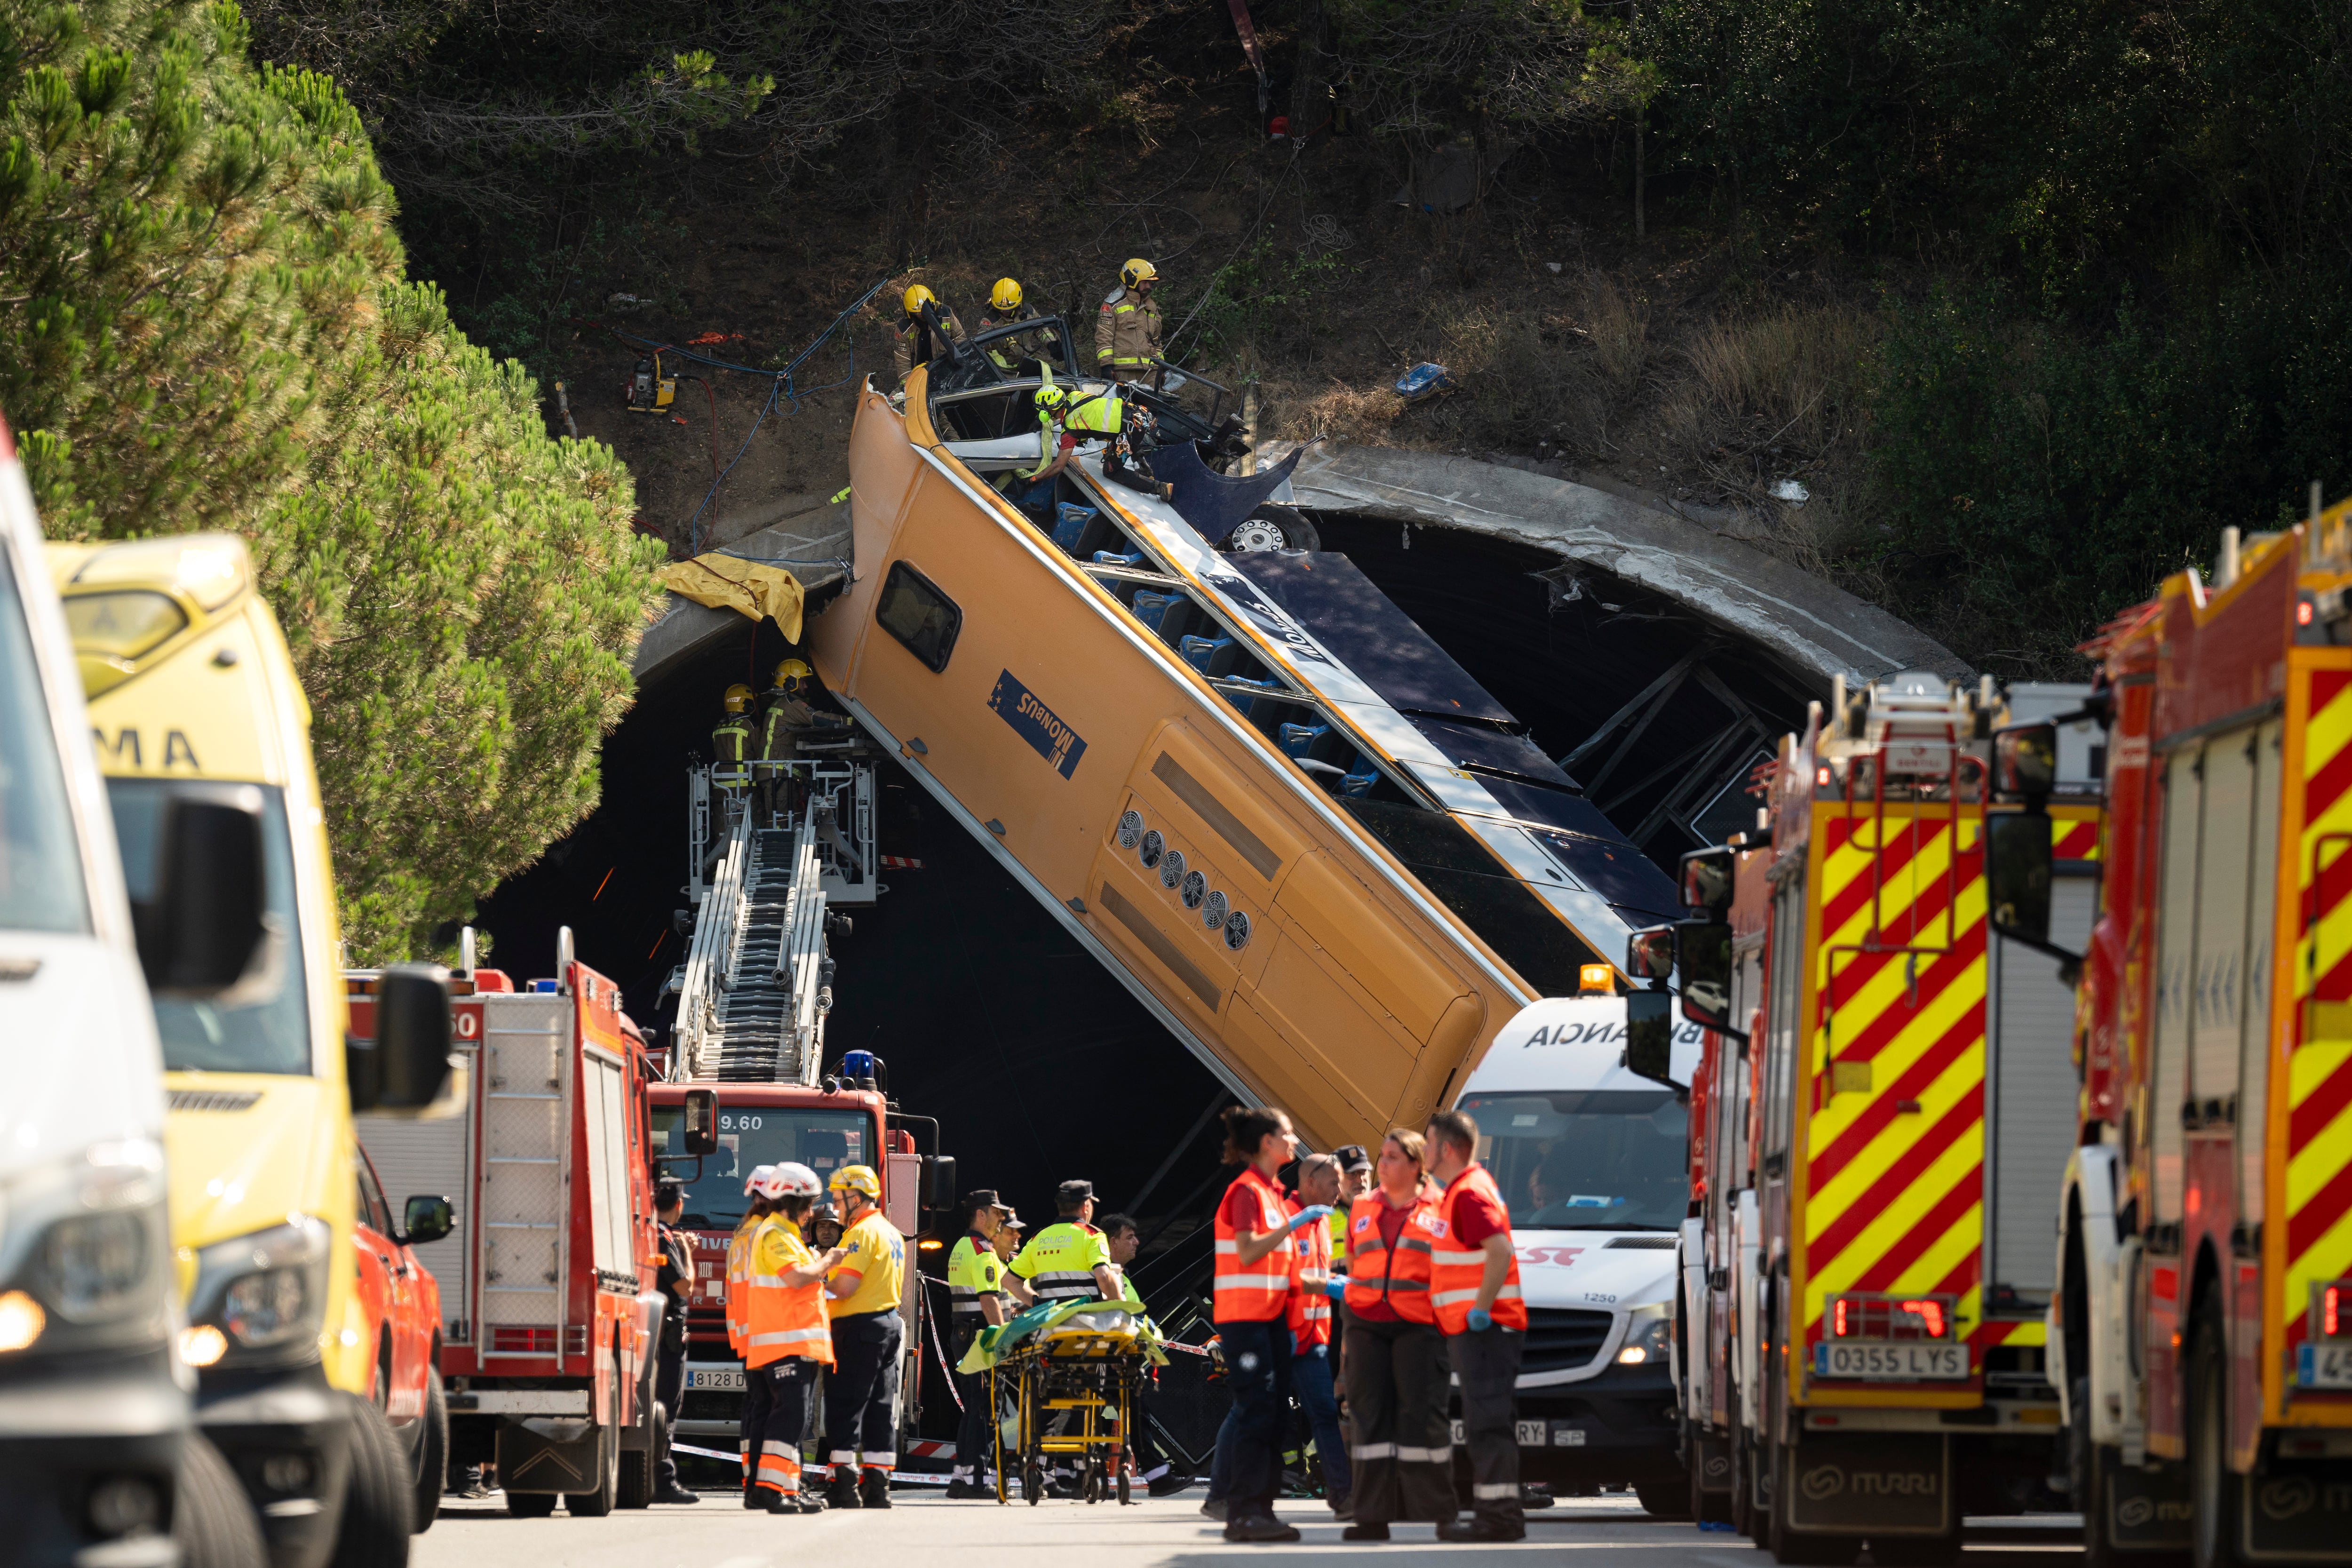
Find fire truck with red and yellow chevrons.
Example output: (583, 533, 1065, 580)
(2049, 505, 2352, 1568)
(1655, 671, 2103, 1563)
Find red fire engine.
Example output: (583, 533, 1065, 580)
(2049, 508, 2352, 1567)
(352, 928, 675, 1516)
(1642, 673, 2101, 1563)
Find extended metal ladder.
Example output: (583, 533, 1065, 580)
(672, 778, 844, 1085)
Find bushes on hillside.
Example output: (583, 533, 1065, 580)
(0, 0, 663, 960)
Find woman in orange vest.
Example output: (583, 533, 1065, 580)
(1337, 1129, 1454, 1541)
(1209, 1105, 1330, 1543)
(742, 1163, 849, 1514)
(1425, 1106, 1527, 1543)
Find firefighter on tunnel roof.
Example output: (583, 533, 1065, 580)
(893, 284, 966, 383)
(1098, 258, 1163, 384)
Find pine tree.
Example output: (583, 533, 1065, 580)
(0, 0, 664, 960)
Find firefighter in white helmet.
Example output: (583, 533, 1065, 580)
(742, 1163, 847, 1513)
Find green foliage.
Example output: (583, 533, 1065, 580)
(1176, 238, 1355, 362)
(1325, 0, 1648, 142)
(0, 0, 402, 535)
(258, 282, 665, 959)
(0, 0, 665, 961)
(1868, 277, 2352, 670)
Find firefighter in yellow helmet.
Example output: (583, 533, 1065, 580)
(892, 283, 968, 384)
(758, 659, 851, 820)
(712, 683, 755, 783)
(1097, 259, 1163, 384)
(977, 277, 1066, 374)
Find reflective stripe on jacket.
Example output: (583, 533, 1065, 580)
(1430, 1163, 1525, 1333)
(1096, 287, 1161, 374)
(1286, 1196, 1333, 1353)
(745, 1215, 834, 1369)
(1213, 1165, 1292, 1323)
(1061, 388, 1123, 437)
(1340, 1190, 1438, 1324)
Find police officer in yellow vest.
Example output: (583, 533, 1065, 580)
(1010, 1180, 1122, 1304)
(712, 683, 755, 783)
(820, 1165, 907, 1509)
(945, 1189, 1013, 1498)
(1097, 259, 1164, 384)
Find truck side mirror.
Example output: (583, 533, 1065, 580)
(402, 1194, 454, 1246)
(924, 1153, 957, 1216)
(1986, 810, 2055, 947)
(350, 964, 454, 1113)
(681, 1088, 720, 1155)
(1994, 722, 2059, 802)
(136, 787, 266, 998)
(1626, 924, 1676, 982)
(1625, 989, 1684, 1090)
(1676, 920, 1744, 1041)
(1679, 846, 1736, 920)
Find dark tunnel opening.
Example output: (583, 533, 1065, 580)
(471, 517, 1820, 1279)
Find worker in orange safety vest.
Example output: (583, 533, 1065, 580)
(741, 1163, 847, 1513)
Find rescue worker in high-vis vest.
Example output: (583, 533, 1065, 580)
(892, 285, 967, 383)
(1010, 1180, 1120, 1304)
(1208, 1106, 1329, 1543)
(1096, 258, 1163, 383)
(1338, 1130, 1452, 1541)
(1424, 1107, 1526, 1542)
(712, 683, 755, 783)
(727, 1165, 773, 1360)
(820, 1165, 907, 1509)
(945, 1189, 1013, 1498)
(1286, 1153, 1351, 1517)
(742, 1163, 846, 1513)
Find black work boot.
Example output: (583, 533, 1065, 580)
(825, 1468, 862, 1509)
(859, 1467, 891, 1509)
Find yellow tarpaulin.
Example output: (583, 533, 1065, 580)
(655, 555, 807, 642)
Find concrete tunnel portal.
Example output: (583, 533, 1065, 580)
(476, 448, 1965, 1226)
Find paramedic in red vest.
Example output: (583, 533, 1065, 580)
(1211, 1105, 1330, 1543)
(1425, 1107, 1527, 1542)
(1337, 1129, 1451, 1541)
(1285, 1152, 1351, 1519)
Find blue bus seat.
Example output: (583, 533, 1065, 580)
(1179, 635, 1237, 677)
(1129, 590, 1191, 645)
(1091, 550, 1144, 566)
(1277, 722, 1330, 760)
(1052, 503, 1098, 555)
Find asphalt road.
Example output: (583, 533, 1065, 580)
(413, 1489, 2090, 1568)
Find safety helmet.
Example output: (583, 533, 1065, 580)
(1034, 383, 1069, 417)
(744, 1163, 777, 1197)
(723, 682, 753, 713)
(903, 284, 936, 317)
(991, 278, 1023, 312)
(829, 1163, 882, 1200)
(756, 1162, 823, 1199)
(1121, 258, 1158, 289)
(771, 658, 813, 690)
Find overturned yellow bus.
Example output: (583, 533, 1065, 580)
(807, 332, 1681, 1147)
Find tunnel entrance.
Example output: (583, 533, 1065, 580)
(474, 517, 1819, 1230)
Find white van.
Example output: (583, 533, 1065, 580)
(1451, 991, 1703, 1513)
(0, 424, 262, 1564)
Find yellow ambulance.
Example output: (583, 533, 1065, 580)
(48, 534, 451, 1568)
